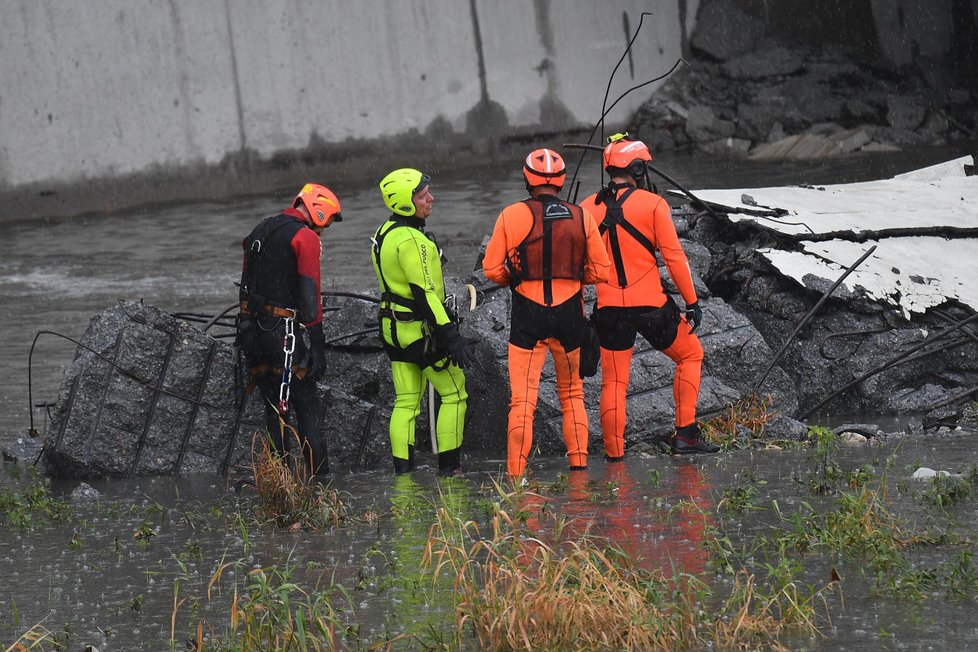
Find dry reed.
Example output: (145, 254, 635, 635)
(250, 431, 346, 531)
(423, 484, 829, 651)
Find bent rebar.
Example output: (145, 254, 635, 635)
(752, 245, 877, 394)
(799, 312, 978, 419)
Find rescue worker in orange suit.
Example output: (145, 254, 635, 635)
(580, 135, 718, 456)
(237, 183, 342, 475)
(483, 149, 611, 478)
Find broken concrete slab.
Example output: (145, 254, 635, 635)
(675, 155, 978, 316)
(676, 156, 978, 419)
(36, 259, 800, 477)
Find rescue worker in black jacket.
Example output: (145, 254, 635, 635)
(237, 183, 342, 475)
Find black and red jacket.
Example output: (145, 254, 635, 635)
(239, 207, 322, 327)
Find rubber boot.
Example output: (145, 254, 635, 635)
(393, 444, 416, 475)
(671, 423, 720, 455)
(437, 447, 462, 477)
(605, 455, 624, 463)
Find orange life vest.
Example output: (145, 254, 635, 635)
(507, 196, 586, 305)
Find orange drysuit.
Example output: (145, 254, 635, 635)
(579, 183, 703, 459)
(483, 193, 611, 477)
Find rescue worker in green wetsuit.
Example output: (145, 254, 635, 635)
(371, 168, 478, 476)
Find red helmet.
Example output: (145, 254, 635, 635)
(522, 148, 566, 189)
(603, 138, 652, 171)
(293, 183, 342, 228)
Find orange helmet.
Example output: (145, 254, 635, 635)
(522, 148, 566, 189)
(293, 183, 342, 228)
(603, 137, 652, 172)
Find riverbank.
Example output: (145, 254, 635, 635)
(0, 133, 553, 225)
(3, 426, 978, 650)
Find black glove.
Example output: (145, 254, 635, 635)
(303, 322, 328, 383)
(435, 324, 479, 369)
(683, 301, 703, 334)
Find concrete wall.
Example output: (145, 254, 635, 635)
(0, 0, 697, 190)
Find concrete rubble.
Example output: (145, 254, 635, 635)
(672, 156, 978, 428)
(21, 152, 978, 478)
(629, 1, 977, 160)
(30, 242, 806, 477)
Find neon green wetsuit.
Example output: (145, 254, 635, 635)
(371, 214, 467, 474)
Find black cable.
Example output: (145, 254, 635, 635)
(566, 11, 665, 198)
(799, 313, 978, 419)
(567, 59, 687, 199)
(323, 291, 381, 304)
(202, 303, 240, 331)
(817, 327, 891, 361)
(752, 245, 877, 394)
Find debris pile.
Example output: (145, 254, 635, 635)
(629, 3, 976, 159)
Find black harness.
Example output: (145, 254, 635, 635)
(371, 215, 449, 367)
(240, 213, 305, 315)
(596, 185, 658, 288)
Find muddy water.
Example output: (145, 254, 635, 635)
(2, 436, 977, 649)
(1, 145, 976, 648)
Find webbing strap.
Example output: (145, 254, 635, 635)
(597, 187, 658, 288)
(239, 301, 297, 319)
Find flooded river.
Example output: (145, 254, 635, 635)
(2, 145, 976, 649)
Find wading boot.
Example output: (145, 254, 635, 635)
(605, 455, 624, 463)
(437, 447, 462, 477)
(393, 444, 416, 475)
(671, 424, 720, 455)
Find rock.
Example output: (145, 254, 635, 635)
(2, 431, 44, 464)
(702, 138, 752, 156)
(691, 0, 765, 61)
(831, 423, 880, 438)
(911, 467, 949, 480)
(686, 105, 736, 143)
(886, 96, 927, 131)
(721, 47, 803, 80)
(71, 482, 101, 502)
(840, 432, 868, 444)
(924, 404, 961, 429)
(889, 383, 952, 413)
(765, 414, 808, 441)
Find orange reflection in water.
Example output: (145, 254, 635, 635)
(516, 460, 714, 578)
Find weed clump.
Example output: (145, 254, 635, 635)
(702, 392, 777, 449)
(250, 433, 347, 531)
(424, 484, 830, 650)
(0, 467, 70, 529)
(195, 558, 351, 651)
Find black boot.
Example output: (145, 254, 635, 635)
(393, 444, 416, 475)
(671, 423, 719, 455)
(437, 447, 462, 477)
